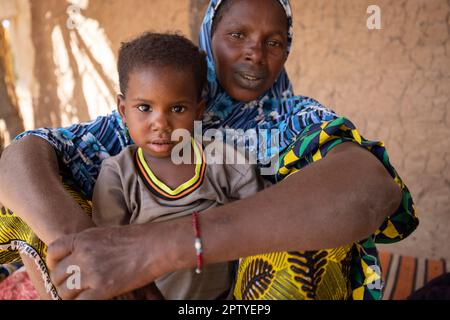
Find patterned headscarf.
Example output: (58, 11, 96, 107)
(199, 0, 295, 131)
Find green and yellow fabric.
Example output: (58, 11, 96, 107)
(0, 184, 92, 299)
(233, 117, 418, 300)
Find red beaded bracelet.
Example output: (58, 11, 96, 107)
(192, 211, 203, 274)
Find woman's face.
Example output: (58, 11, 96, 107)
(212, 0, 289, 102)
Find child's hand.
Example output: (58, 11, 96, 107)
(115, 282, 164, 300)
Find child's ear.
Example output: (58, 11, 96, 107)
(196, 99, 205, 120)
(117, 93, 126, 123)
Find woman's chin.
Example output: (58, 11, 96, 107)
(229, 91, 261, 103)
(226, 85, 268, 102)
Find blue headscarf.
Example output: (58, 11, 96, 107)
(199, 0, 337, 162)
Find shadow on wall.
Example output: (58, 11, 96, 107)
(0, 130, 4, 156)
(2, 0, 210, 144)
(189, 0, 209, 44)
(30, 0, 118, 129)
(0, 22, 24, 145)
(25, 0, 209, 129)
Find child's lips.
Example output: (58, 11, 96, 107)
(151, 139, 173, 145)
(148, 140, 174, 153)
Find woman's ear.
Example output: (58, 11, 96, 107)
(196, 99, 206, 120)
(117, 93, 126, 123)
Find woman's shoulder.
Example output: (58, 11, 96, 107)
(279, 95, 337, 115)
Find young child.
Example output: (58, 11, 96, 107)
(92, 32, 269, 300)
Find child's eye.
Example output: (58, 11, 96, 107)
(138, 104, 151, 112)
(172, 105, 186, 113)
(229, 32, 244, 39)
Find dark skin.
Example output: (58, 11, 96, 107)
(0, 0, 402, 299)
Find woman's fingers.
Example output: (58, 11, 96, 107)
(55, 283, 85, 300)
(49, 255, 76, 287)
(49, 253, 92, 299)
(47, 233, 89, 300)
(75, 288, 107, 300)
(47, 234, 76, 270)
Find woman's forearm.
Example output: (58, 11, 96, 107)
(170, 142, 402, 270)
(0, 135, 94, 244)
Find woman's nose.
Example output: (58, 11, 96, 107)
(244, 40, 265, 65)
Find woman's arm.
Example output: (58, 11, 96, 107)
(183, 141, 402, 260)
(47, 142, 401, 299)
(0, 135, 95, 244)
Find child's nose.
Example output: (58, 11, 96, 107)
(150, 112, 170, 131)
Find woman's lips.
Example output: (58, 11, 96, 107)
(234, 71, 267, 90)
(241, 73, 260, 81)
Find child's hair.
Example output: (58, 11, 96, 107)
(118, 32, 207, 100)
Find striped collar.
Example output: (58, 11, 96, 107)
(134, 138, 206, 201)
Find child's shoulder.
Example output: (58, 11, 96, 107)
(102, 144, 138, 170)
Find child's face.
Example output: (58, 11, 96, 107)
(118, 66, 204, 159)
(212, 0, 288, 102)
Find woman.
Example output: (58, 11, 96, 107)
(0, 0, 417, 300)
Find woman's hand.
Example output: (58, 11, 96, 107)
(47, 223, 169, 300)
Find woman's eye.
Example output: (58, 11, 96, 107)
(267, 40, 281, 47)
(172, 105, 186, 113)
(137, 104, 151, 112)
